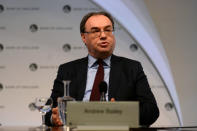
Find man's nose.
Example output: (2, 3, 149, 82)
(100, 31, 107, 38)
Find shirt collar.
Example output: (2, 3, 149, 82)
(88, 54, 111, 68)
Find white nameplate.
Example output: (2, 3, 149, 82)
(67, 101, 139, 129)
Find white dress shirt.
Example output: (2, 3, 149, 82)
(83, 55, 111, 101)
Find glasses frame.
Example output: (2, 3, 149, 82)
(83, 29, 115, 38)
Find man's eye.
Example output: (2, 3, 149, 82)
(104, 29, 112, 32)
(92, 30, 100, 33)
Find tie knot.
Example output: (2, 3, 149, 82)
(97, 59, 103, 64)
(97, 59, 103, 67)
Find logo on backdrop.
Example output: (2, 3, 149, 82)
(0, 4, 4, 13)
(0, 43, 4, 52)
(62, 5, 71, 13)
(0, 26, 6, 30)
(165, 102, 174, 111)
(0, 83, 3, 92)
(29, 63, 38, 71)
(4, 6, 39, 11)
(29, 24, 38, 33)
(72, 6, 101, 11)
(62, 43, 71, 52)
(62, 43, 87, 51)
(29, 63, 58, 70)
(5, 44, 39, 51)
(0, 65, 6, 69)
(28, 102, 36, 111)
(0, 105, 5, 109)
(29, 24, 73, 32)
(130, 43, 138, 52)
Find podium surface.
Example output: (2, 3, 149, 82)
(0, 126, 197, 131)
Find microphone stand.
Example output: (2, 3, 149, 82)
(100, 92, 106, 101)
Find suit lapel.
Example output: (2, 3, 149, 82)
(76, 57, 88, 100)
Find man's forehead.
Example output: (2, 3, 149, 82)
(85, 15, 112, 28)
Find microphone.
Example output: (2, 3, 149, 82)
(99, 81, 107, 101)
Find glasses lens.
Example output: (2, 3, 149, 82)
(94, 31, 100, 37)
(95, 30, 113, 37)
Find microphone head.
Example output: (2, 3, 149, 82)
(99, 81, 107, 94)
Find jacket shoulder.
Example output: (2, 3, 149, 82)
(112, 55, 141, 66)
(59, 57, 87, 68)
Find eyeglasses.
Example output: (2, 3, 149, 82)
(84, 29, 114, 38)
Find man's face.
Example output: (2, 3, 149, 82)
(81, 15, 115, 59)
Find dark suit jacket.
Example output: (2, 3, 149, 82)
(45, 54, 159, 126)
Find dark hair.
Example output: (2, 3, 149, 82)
(80, 11, 114, 33)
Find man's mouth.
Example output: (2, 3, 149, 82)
(99, 42, 108, 47)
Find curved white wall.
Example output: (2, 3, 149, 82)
(92, 0, 183, 126)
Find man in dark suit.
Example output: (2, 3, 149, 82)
(45, 11, 159, 127)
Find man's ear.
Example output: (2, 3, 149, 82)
(81, 33, 86, 44)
